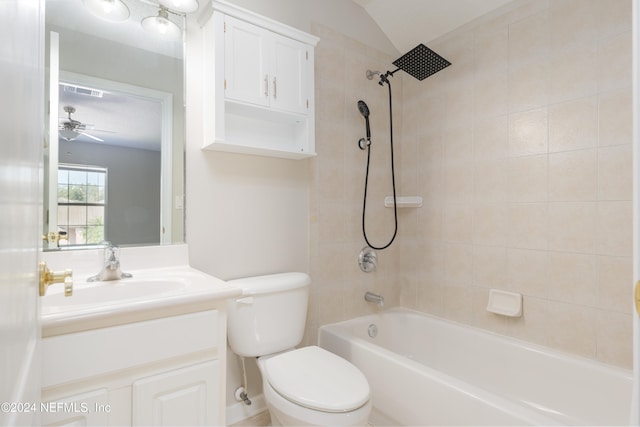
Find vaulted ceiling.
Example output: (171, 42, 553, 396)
(352, 0, 516, 53)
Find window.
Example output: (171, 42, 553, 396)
(57, 164, 107, 245)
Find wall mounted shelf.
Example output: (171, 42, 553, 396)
(384, 196, 423, 208)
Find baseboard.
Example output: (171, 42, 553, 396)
(226, 393, 267, 425)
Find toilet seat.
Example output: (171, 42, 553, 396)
(263, 346, 370, 413)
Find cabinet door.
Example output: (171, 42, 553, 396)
(224, 15, 270, 107)
(132, 361, 220, 427)
(41, 388, 109, 427)
(270, 35, 308, 115)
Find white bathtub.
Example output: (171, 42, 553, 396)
(318, 308, 632, 426)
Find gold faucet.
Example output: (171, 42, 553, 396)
(39, 262, 73, 297)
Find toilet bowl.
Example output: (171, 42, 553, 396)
(227, 273, 372, 426)
(257, 346, 372, 426)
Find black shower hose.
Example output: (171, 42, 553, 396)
(362, 79, 398, 250)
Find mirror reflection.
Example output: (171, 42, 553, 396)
(44, 0, 185, 250)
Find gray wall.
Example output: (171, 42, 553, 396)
(59, 140, 161, 246)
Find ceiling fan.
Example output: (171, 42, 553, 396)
(59, 106, 104, 142)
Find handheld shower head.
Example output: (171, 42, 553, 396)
(357, 100, 370, 118)
(357, 100, 371, 143)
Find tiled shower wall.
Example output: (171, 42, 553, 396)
(306, 23, 405, 344)
(309, 0, 632, 369)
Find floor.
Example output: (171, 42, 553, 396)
(230, 410, 271, 426)
(230, 410, 377, 427)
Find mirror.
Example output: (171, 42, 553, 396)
(44, 0, 185, 250)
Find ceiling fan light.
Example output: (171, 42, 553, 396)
(60, 128, 79, 141)
(157, 0, 199, 13)
(83, 0, 130, 22)
(141, 8, 181, 40)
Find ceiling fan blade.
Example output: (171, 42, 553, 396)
(78, 131, 104, 142)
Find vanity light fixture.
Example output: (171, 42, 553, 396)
(157, 0, 199, 13)
(141, 6, 182, 39)
(83, 0, 130, 22)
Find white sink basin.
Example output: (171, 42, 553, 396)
(41, 266, 241, 336)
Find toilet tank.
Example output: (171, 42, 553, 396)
(227, 272, 310, 357)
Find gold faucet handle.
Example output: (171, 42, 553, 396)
(39, 262, 73, 297)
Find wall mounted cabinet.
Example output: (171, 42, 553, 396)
(201, 1, 319, 159)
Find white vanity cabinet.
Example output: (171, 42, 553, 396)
(41, 309, 226, 427)
(201, 1, 319, 159)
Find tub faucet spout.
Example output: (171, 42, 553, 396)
(365, 291, 384, 307)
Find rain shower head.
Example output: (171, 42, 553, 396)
(392, 43, 451, 81)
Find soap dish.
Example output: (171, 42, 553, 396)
(486, 289, 522, 317)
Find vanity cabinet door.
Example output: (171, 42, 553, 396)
(41, 388, 109, 426)
(224, 15, 270, 108)
(132, 360, 220, 426)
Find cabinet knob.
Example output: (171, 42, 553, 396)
(273, 76, 277, 99)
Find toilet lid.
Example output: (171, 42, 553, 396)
(264, 346, 370, 413)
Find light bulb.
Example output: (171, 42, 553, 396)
(158, 19, 168, 35)
(158, 0, 198, 13)
(141, 7, 181, 40)
(102, 0, 112, 14)
(83, 0, 130, 22)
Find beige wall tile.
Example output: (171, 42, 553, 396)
(505, 296, 550, 347)
(599, 89, 632, 147)
(474, 158, 508, 203)
(443, 284, 474, 324)
(508, 154, 548, 202)
(508, 62, 550, 112)
(473, 203, 508, 246)
(508, 203, 548, 250)
(597, 201, 632, 256)
(546, 301, 597, 358)
(549, 43, 598, 103)
(508, 109, 548, 156)
(548, 149, 597, 202)
(548, 96, 597, 152)
(598, 144, 632, 201)
(596, 0, 632, 39)
(507, 248, 548, 297)
(443, 203, 473, 243)
(508, 11, 549, 65)
(444, 243, 473, 286)
(547, 252, 597, 306)
(598, 32, 632, 93)
(598, 255, 633, 314)
(547, 202, 597, 253)
(596, 310, 632, 368)
(550, 0, 598, 52)
(473, 245, 508, 288)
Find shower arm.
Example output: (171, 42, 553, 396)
(378, 68, 400, 86)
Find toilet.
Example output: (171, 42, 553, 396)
(227, 272, 372, 426)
